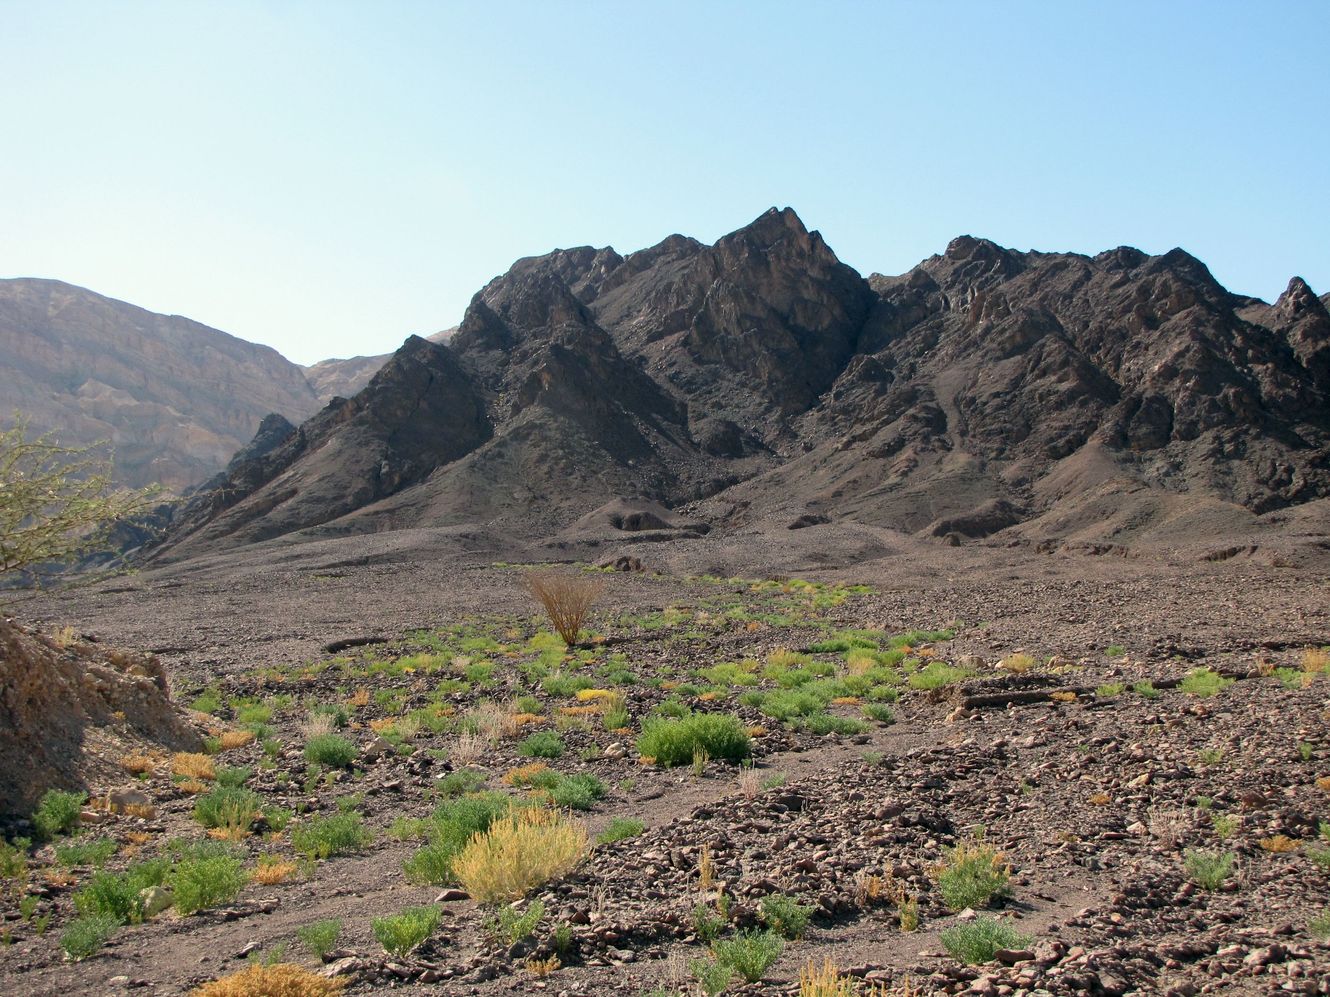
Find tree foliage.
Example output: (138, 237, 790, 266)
(0, 415, 158, 580)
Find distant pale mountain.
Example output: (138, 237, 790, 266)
(153, 208, 1330, 562)
(0, 279, 435, 491)
(303, 328, 456, 403)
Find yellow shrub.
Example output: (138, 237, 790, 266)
(1316, 775, 1330, 792)
(251, 856, 298, 885)
(1050, 691, 1077, 702)
(191, 964, 345, 997)
(453, 809, 587, 903)
(1302, 649, 1330, 673)
(121, 753, 160, 775)
(219, 730, 255, 750)
(1259, 834, 1298, 853)
(1001, 653, 1037, 674)
(502, 762, 551, 786)
(575, 689, 613, 702)
(177, 779, 208, 794)
(510, 713, 544, 726)
(800, 959, 856, 997)
(172, 753, 216, 780)
(745, 725, 768, 738)
(347, 688, 370, 708)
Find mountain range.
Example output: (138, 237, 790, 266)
(0, 279, 446, 490)
(129, 207, 1330, 562)
(5, 209, 1328, 561)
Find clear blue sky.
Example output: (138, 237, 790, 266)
(3, 1, 1326, 365)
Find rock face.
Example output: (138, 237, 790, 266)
(0, 618, 202, 815)
(303, 328, 458, 403)
(154, 209, 1330, 558)
(0, 279, 324, 490)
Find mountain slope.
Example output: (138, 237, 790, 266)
(0, 279, 323, 490)
(154, 210, 1330, 559)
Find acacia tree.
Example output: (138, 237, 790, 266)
(0, 416, 159, 581)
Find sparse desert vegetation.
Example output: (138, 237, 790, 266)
(3, 563, 1330, 996)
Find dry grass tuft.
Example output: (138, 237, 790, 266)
(123, 803, 157, 819)
(525, 571, 603, 646)
(698, 843, 715, 893)
(453, 808, 587, 903)
(450, 731, 484, 767)
(1259, 834, 1299, 853)
(744, 725, 768, 738)
(121, 753, 160, 775)
(1000, 653, 1037, 673)
(799, 959, 856, 997)
(219, 730, 255, 751)
(526, 955, 561, 977)
(172, 752, 216, 781)
(1302, 649, 1330, 674)
(191, 963, 346, 997)
(1316, 775, 1330, 793)
(125, 831, 154, 846)
(177, 779, 209, 795)
(1050, 691, 1078, 703)
(252, 855, 299, 884)
(1088, 792, 1111, 806)
(347, 688, 371, 708)
(503, 762, 550, 786)
(511, 713, 544, 727)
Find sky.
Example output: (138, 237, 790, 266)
(2, 1, 1327, 366)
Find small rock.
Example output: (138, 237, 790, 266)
(435, 888, 469, 902)
(138, 885, 173, 918)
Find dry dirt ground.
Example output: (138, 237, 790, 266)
(2, 522, 1329, 996)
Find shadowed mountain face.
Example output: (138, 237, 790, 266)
(0, 279, 324, 490)
(153, 209, 1330, 559)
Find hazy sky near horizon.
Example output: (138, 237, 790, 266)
(3, 2, 1327, 366)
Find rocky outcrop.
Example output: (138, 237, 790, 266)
(0, 279, 324, 490)
(153, 209, 1330, 557)
(0, 619, 202, 816)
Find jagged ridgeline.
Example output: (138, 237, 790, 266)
(152, 208, 1330, 561)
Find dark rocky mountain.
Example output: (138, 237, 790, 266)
(152, 209, 1330, 561)
(303, 328, 457, 403)
(0, 279, 325, 490)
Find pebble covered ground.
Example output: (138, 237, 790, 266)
(2, 552, 1329, 997)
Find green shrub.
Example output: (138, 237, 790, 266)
(487, 899, 543, 945)
(692, 956, 731, 996)
(519, 731, 565, 758)
(862, 703, 895, 724)
(292, 813, 372, 860)
(1133, 680, 1160, 699)
(1310, 909, 1330, 941)
(692, 901, 726, 943)
(637, 713, 751, 767)
(171, 852, 247, 914)
(936, 836, 1011, 911)
(32, 789, 86, 839)
(435, 770, 487, 797)
(296, 918, 342, 959)
(1180, 668, 1233, 698)
(304, 734, 357, 768)
(193, 785, 262, 830)
(941, 916, 1031, 965)
(214, 765, 253, 788)
(653, 697, 690, 718)
(402, 792, 511, 885)
(759, 894, 813, 939)
(596, 817, 644, 845)
(759, 689, 823, 722)
(1184, 849, 1235, 889)
(547, 773, 605, 811)
(711, 929, 784, 983)
(802, 713, 868, 736)
(0, 838, 28, 880)
(73, 857, 171, 923)
(542, 674, 595, 697)
(373, 905, 440, 956)
(60, 913, 118, 961)
(54, 837, 117, 868)
(907, 662, 972, 690)
(310, 703, 350, 728)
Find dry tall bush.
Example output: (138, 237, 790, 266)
(452, 808, 587, 903)
(525, 571, 603, 646)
